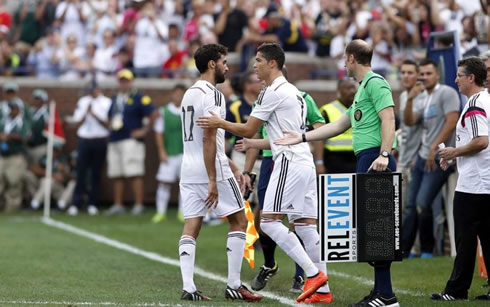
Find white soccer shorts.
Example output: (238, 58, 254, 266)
(156, 154, 183, 183)
(180, 177, 244, 219)
(262, 154, 318, 223)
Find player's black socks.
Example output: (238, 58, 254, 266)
(259, 233, 277, 268)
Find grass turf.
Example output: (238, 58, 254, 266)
(0, 210, 488, 307)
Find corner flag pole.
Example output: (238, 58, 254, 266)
(43, 101, 56, 219)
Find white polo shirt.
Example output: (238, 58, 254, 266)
(180, 80, 233, 183)
(250, 76, 314, 167)
(73, 94, 112, 139)
(455, 89, 490, 194)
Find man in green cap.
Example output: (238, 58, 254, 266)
(26, 89, 49, 165)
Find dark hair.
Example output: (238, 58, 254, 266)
(194, 44, 228, 74)
(173, 83, 187, 91)
(239, 71, 257, 92)
(257, 43, 285, 70)
(345, 40, 372, 65)
(419, 58, 438, 69)
(458, 56, 487, 87)
(337, 78, 355, 88)
(401, 59, 418, 72)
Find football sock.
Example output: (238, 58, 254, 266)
(259, 233, 277, 268)
(227, 231, 246, 289)
(295, 223, 330, 293)
(179, 235, 197, 293)
(375, 265, 394, 297)
(260, 218, 318, 277)
(156, 184, 170, 215)
(293, 231, 305, 280)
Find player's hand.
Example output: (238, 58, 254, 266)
(196, 111, 223, 129)
(439, 147, 457, 161)
(242, 172, 253, 193)
(160, 151, 168, 163)
(234, 171, 246, 194)
(315, 163, 326, 175)
(368, 155, 389, 172)
(205, 180, 219, 209)
(425, 148, 437, 171)
(274, 130, 302, 145)
(234, 138, 251, 152)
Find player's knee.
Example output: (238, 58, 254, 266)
(228, 211, 247, 231)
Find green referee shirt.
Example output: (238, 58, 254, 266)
(260, 91, 325, 157)
(346, 71, 394, 155)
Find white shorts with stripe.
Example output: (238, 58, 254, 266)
(179, 177, 244, 219)
(156, 154, 183, 183)
(262, 155, 318, 223)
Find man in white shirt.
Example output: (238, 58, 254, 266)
(67, 81, 111, 216)
(432, 57, 490, 301)
(196, 43, 330, 304)
(178, 44, 262, 303)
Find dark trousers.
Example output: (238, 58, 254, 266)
(73, 137, 108, 208)
(445, 191, 490, 297)
(402, 156, 453, 254)
(323, 149, 357, 174)
(356, 147, 397, 297)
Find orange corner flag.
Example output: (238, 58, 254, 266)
(244, 200, 259, 269)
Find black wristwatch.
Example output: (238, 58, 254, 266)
(242, 171, 251, 176)
(380, 150, 389, 158)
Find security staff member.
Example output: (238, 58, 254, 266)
(319, 79, 357, 173)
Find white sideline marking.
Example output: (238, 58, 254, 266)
(41, 217, 296, 306)
(329, 270, 425, 297)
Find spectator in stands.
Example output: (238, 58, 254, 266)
(318, 79, 357, 173)
(78, 41, 97, 78)
(483, 51, 490, 91)
(59, 34, 85, 80)
(87, 0, 118, 49)
(119, 0, 145, 37)
(213, 0, 249, 52)
(105, 69, 158, 216)
(26, 28, 62, 79)
(68, 80, 112, 216)
(183, 0, 214, 43)
(0, 99, 28, 212)
(133, 1, 168, 77)
(168, 23, 186, 50)
(161, 39, 187, 78)
(26, 89, 49, 165)
(0, 40, 21, 76)
(29, 144, 72, 211)
(312, 0, 349, 57)
(369, 22, 392, 77)
(0, 0, 12, 36)
(93, 29, 119, 81)
(402, 58, 460, 259)
(55, 0, 91, 47)
(182, 39, 201, 78)
(239, 4, 308, 53)
(152, 83, 186, 223)
(12, 0, 43, 46)
(37, 0, 58, 37)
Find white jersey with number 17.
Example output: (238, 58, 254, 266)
(180, 80, 233, 183)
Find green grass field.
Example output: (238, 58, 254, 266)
(0, 209, 488, 307)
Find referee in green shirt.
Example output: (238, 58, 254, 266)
(275, 39, 398, 307)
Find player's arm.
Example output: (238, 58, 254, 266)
(275, 114, 351, 145)
(368, 106, 396, 172)
(311, 122, 326, 173)
(240, 133, 262, 191)
(153, 117, 168, 162)
(203, 127, 219, 208)
(196, 113, 264, 138)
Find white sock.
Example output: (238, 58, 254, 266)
(295, 223, 330, 293)
(179, 235, 197, 293)
(156, 184, 170, 215)
(261, 218, 318, 277)
(227, 231, 246, 289)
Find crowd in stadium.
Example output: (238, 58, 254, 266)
(0, 0, 488, 79)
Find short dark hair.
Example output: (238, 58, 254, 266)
(401, 59, 418, 72)
(173, 83, 187, 91)
(419, 58, 438, 69)
(257, 43, 285, 70)
(458, 56, 487, 87)
(345, 40, 372, 65)
(194, 44, 228, 74)
(240, 71, 257, 90)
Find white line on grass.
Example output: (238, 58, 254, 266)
(329, 270, 425, 297)
(41, 217, 296, 306)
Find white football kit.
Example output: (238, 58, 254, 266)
(250, 76, 317, 221)
(180, 80, 243, 219)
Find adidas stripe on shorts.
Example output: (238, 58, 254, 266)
(180, 176, 244, 219)
(262, 154, 318, 222)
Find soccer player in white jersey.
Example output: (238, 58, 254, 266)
(196, 43, 330, 304)
(178, 44, 262, 302)
(432, 57, 490, 302)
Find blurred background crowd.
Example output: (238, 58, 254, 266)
(0, 0, 488, 81)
